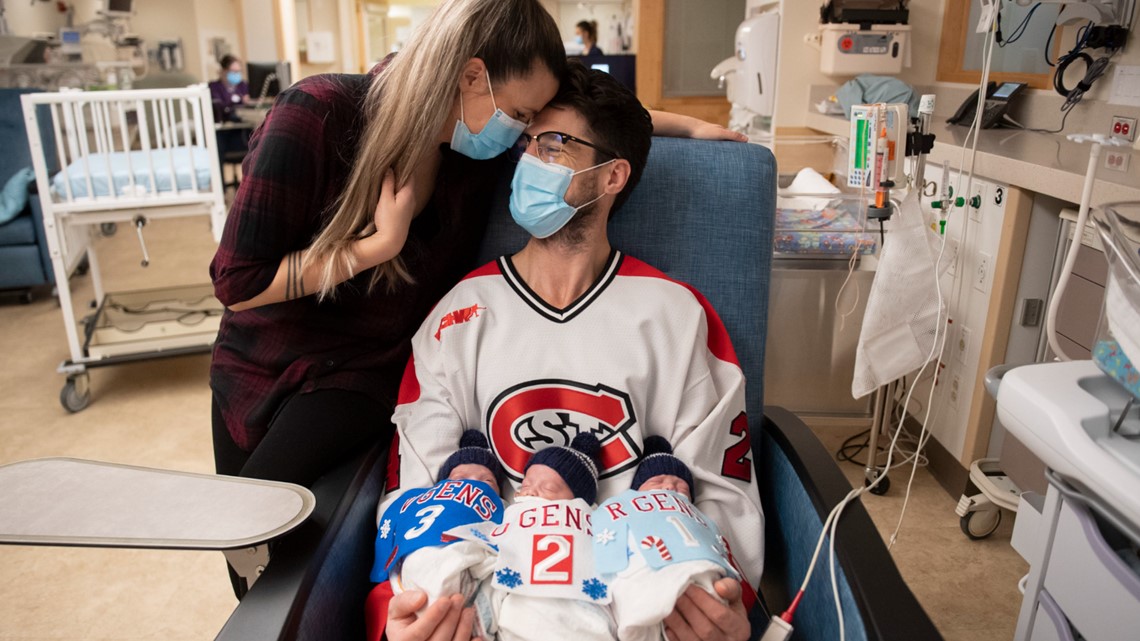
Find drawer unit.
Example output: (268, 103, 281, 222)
(1042, 499, 1140, 640)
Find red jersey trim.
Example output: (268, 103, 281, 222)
(395, 355, 419, 406)
(617, 257, 741, 367)
(461, 259, 502, 281)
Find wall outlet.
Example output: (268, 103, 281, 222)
(1112, 116, 1137, 142)
(945, 239, 960, 277)
(956, 326, 971, 364)
(1106, 150, 1132, 172)
(974, 252, 991, 293)
(949, 375, 962, 410)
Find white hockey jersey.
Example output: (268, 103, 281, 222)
(381, 250, 764, 586)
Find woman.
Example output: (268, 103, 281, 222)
(210, 0, 741, 489)
(208, 54, 250, 124)
(576, 20, 603, 57)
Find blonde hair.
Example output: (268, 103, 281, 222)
(307, 0, 565, 299)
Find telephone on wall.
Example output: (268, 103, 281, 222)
(948, 81, 1027, 129)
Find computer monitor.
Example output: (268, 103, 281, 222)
(104, 0, 133, 17)
(572, 55, 636, 93)
(247, 61, 292, 101)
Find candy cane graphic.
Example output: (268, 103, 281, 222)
(640, 535, 672, 561)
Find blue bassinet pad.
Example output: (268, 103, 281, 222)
(52, 147, 214, 198)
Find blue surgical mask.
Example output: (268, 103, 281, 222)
(226, 71, 242, 86)
(451, 70, 527, 160)
(574, 35, 584, 46)
(509, 153, 613, 239)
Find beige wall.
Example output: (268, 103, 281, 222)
(194, 0, 244, 81)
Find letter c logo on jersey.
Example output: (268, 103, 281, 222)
(486, 379, 641, 482)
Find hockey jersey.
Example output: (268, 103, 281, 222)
(381, 250, 764, 586)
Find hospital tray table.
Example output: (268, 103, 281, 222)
(0, 458, 315, 593)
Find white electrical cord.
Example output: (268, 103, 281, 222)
(1045, 141, 1104, 362)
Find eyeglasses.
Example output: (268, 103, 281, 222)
(509, 131, 618, 164)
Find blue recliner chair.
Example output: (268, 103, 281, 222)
(0, 88, 58, 302)
(214, 138, 941, 641)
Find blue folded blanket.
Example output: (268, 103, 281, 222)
(52, 147, 213, 198)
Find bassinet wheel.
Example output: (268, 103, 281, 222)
(100, 222, 118, 236)
(60, 374, 91, 413)
(960, 508, 1001, 540)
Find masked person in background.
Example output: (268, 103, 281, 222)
(380, 62, 761, 641)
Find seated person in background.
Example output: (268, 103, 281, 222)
(595, 436, 746, 641)
(381, 62, 761, 641)
(366, 431, 505, 641)
(208, 54, 251, 124)
(208, 54, 252, 173)
(451, 432, 615, 641)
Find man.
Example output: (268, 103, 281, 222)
(381, 63, 761, 641)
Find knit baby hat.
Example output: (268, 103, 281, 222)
(525, 431, 602, 504)
(631, 435, 695, 493)
(437, 430, 502, 481)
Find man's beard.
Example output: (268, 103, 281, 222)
(538, 177, 602, 251)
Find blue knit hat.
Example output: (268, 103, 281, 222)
(525, 432, 602, 504)
(631, 436, 694, 493)
(438, 430, 502, 481)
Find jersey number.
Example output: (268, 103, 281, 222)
(666, 515, 701, 547)
(531, 534, 573, 584)
(404, 505, 445, 540)
(721, 412, 753, 482)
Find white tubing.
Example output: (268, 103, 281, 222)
(1045, 141, 1102, 362)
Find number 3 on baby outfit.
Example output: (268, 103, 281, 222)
(404, 505, 445, 540)
(531, 534, 574, 584)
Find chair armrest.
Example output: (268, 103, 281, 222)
(214, 443, 388, 641)
(758, 406, 941, 641)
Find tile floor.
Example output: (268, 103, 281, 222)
(0, 217, 1028, 640)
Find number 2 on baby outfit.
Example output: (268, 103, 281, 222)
(531, 534, 574, 584)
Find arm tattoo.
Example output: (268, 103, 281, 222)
(285, 251, 306, 300)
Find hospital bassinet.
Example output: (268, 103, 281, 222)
(20, 85, 227, 411)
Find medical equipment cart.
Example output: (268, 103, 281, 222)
(21, 85, 228, 412)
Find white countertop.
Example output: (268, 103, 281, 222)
(805, 111, 1140, 206)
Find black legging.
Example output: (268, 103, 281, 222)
(212, 388, 393, 487)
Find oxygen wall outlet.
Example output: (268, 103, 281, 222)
(969, 184, 984, 222)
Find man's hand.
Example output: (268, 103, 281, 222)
(663, 578, 751, 641)
(385, 591, 480, 641)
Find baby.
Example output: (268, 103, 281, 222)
(593, 436, 742, 641)
(451, 432, 616, 641)
(371, 430, 505, 609)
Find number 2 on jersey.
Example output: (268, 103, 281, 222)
(720, 412, 753, 482)
(531, 533, 574, 584)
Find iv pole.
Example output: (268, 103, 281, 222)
(861, 94, 937, 496)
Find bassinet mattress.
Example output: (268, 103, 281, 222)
(774, 199, 876, 256)
(51, 147, 214, 199)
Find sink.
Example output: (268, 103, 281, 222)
(997, 360, 1140, 525)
